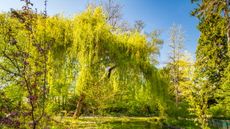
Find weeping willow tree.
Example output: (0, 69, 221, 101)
(70, 7, 168, 118)
(0, 3, 170, 128)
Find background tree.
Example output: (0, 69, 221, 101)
(102, 0, 123, 29)
(134, 20, 145, 33)
(167, 24, 185, 108)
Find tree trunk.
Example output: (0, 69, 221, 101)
(73, 94, 85, 119)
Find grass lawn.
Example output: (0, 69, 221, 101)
(52, 116, 162, 129)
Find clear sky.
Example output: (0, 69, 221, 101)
(0, 0, 199, 67)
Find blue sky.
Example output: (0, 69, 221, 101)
(0, 0, 199, 66)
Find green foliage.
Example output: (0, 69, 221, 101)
(191, 1, 230, 128)
(68, 6, 168, 118)
(4, 1, 229, 129)
(0, 4, 169, 128)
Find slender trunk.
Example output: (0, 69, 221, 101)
(73, 94, 85, 118)
(23, 60, 37, 129)
(24, 77, 36, 129)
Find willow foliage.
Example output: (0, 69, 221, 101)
(70, 7, 167, 104)
(0, 5, 169, 128)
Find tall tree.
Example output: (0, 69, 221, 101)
(168, 24, 185, 107)
(191, 1, 229, 127)
(70, 7, 165, 118)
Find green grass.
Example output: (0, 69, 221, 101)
(48, 116, 204, 129)
(51, 116, 162, 129)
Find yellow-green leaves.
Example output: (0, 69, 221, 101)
(0, 6, 166, 124)
(69, 7, 165, 115)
